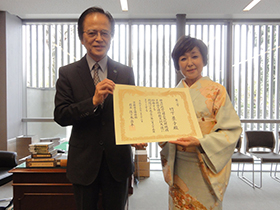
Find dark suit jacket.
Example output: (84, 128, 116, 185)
(54, 56, 135, 185)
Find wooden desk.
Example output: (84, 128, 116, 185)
(10, 144, 132, 210)
(10, 167, 76, 210)
(10, 166, 131, 210)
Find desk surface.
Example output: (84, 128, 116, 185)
(10, 167, 67, 173)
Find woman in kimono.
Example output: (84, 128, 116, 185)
(160, 36, 242, 210)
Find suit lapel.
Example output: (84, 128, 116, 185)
(103, 57, 119, 109)
(76, 56, 95, 96)
(107, 57, 118, 82)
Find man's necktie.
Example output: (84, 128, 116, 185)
(92, 63, 104, 107)
(92, 63, 101, 86)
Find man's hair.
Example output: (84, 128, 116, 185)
(171, 35, 208, 71)
(77, 7, 115, 41)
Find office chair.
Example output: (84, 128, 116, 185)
(231, 137, 255, 188)
(245, 131, 280, 188)
(0, 151, 17, 209)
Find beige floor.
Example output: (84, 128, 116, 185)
(1, 170, 280, 209)
(129, 170, 280, 210)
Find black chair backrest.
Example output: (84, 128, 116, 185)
(0, 151, 18, 167)
(245, 131, 275, 152)
(235, 137, 241, 152)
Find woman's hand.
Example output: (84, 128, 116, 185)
(131, 143, 148, 150)
(169, 136, 200, 147)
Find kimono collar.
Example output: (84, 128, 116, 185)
(177, 76, 211, 89)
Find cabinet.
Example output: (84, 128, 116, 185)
(10, 167, 76, 210)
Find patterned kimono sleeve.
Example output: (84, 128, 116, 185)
(159, 142, 176, 186)
(199, 89, 242, 174)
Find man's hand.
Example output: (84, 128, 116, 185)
(92, 79, 115, 106)
(169, 136, 200, 147)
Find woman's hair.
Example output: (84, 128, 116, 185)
(171, 35, 208, 71)
(77, 7, 115, 41)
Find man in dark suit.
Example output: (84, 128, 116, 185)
(54, 7, 139, 210)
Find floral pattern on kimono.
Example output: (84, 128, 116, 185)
(160, 77, 242, 207)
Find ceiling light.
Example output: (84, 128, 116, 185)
(120, 0, 128, 11)
(243, 0, 261, 11)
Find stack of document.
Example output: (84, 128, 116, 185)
(26, 142, 58, 167)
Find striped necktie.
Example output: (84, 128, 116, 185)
(92, 63, 101, 86)
(92, 63, 104, 107)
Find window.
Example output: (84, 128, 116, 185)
(22, 20, 178, 145)
(232, 23, 280, 151)
(185, 22, 228, 86)
(22, 19, 280, 161)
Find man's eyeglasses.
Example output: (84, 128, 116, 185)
(83, 29, 111, 39)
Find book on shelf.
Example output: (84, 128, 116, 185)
(29, 147, 55, 154)
(31, 148, 58, 158)
(29, 141, 55, 148)
(29, 142, 55, 153)
(26, 161, 57, 167)
(26, 154, 58, 168)
(25, 154, 67, 168)
(25, 140, 67, 168)
(26, 157, 56, 162)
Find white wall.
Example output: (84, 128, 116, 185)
(0, 11, 8, 150)
(0, 11, 23, 150)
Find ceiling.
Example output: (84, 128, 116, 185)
(0, 0, 280, 20)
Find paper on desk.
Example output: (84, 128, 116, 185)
(113, 84, 202, 145)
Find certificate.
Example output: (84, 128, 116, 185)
(113, 84, 202, 145)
